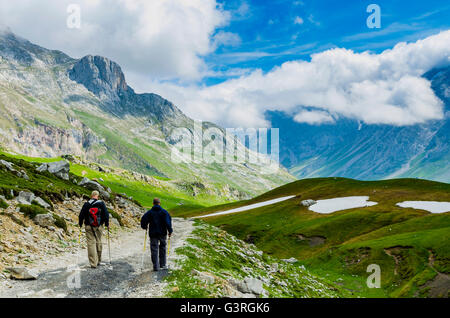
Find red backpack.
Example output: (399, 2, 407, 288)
(88, 200, 102, 227)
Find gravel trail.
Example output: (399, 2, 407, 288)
(0, 218, 194, 298)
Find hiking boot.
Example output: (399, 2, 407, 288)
(160, 265, 168, 270)
(153, 267, 159, 272)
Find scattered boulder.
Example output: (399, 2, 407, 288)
(222, 283, 244, 298)
(37, 161, 70, 180)
(33, 213, 55, 228)
(78, 177, 110, 199)
(301, 199, 316, 207)
(192, 269, 217, 284)
(18, 170, 30, 180)
(0, 159, 16, 172)
(33, 197, 51, 209)
(243, 277, 265, 295)
(16, 191, 35, 205)
(282, 257, 298, 264)
(229, 277, 265, 295)
(7, 267, 38, 280)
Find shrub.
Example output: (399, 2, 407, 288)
(0, 188, 13, 200)
(52, 213, 68, 232)
(19, 204, 48, 219)
(0, 198, 8, 209)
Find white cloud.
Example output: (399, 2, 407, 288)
(0, 0, 229, 80)
(143, 30, 449, 128)
(294, 16, 304, 25)
(212, 31, 241, 48)
(294, 110, 335, 124)
(2, 2, 448, 129)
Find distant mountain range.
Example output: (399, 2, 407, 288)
(268, 65, 450, 182)
(0, 28, 294, 198)
(0, 27, 448, 194)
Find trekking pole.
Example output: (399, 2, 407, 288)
(141, 224, 148, 271)
(77, 227, 82, 265)
(107, 226, 112, 266)
(167, 235, 171, 269)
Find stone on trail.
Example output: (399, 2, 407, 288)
(7, 267, 38, 280)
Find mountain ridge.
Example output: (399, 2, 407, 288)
(269, 64, 450, 182)
(0, 29, 295, 198)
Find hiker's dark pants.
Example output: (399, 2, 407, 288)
(150, 235, 167, 269)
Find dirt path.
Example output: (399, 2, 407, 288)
(0, 218, 194, 298)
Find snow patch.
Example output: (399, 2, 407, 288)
(396, 201, 450, 213)
(308, 196, 378, 214)
(195, 195, 296, 218)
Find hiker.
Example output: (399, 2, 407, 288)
(78, 190, 109, 268)
(141, 198, 173, 271)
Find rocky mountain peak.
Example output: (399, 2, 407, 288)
(68, 55, 128, 102)
(0, 27, 72, 66)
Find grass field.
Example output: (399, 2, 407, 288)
(170, 177, 450, 297)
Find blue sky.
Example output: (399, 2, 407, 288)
(204, 0, 450, 85)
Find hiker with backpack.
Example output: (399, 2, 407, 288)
(79, 190, 110, 268)
(141, 198, 173, 271)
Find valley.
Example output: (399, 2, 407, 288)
(171, 178, 450, 297)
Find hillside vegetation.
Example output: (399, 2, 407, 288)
(166, 220, 347, 298)
(0, 151, 236, 209)
(171, 178, 450, 297)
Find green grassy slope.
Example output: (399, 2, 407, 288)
(166, 220, 348, 298)
(171, 178, 450, 297)
(0, 151, 229, 209)
(0, 153, 90, 203)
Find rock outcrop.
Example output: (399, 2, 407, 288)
(33, 214, 55, 228)
(37, 161, 70, 180)
(78, 177, 110, 199)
